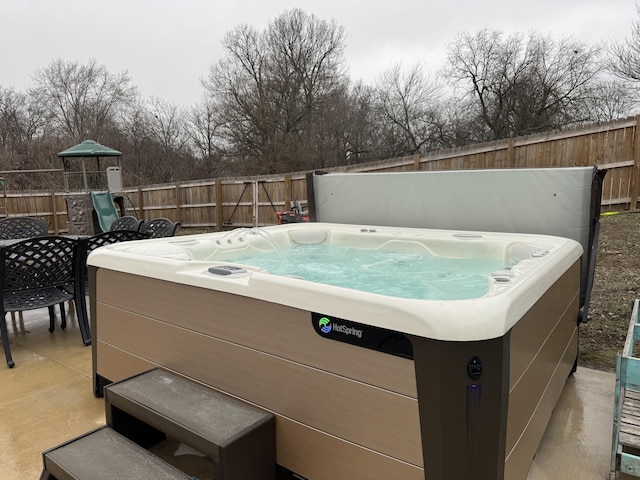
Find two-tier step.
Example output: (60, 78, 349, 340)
(40, 368, 276, 480)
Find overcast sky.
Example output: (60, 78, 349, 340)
(1, 0, 637, 106)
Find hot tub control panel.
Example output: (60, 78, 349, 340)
(467, 356, 483, 380)
(207, 265, 250, 278)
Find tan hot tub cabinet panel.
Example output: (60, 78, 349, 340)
(90, 257, 580, 480)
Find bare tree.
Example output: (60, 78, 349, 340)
(186, 99, 226, 177)
(0, 87, 48, 156)
(203, 9, 348, 174)
(146, 97, 190, 182)
(373, 63, 444, 156)
(601, 2, 640, 117)
(0, 86, 53, 190)
(444, 29, 600, 140)
(0, 87, 28, 158)
(324, 82, 379, 165)
(584, 79, 640, 121)
(29, 59, 136, 142)
(117, 96, 193, 185)
(118, 96, 153, 185)
(607, 2, 640, 82)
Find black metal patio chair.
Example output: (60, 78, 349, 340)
(83, 229, 149, 258)
(110, 215, 143, 232)
(75, 230, 148, 330)
(0, 236, 90, 368)
(0, 216, 57, 326)
(0, 216, 47, 240)
(139, 218, 180, 238)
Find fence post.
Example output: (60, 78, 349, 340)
(209, 182, 216, 231)
(284, 174, 292, 212)
(413, 154, 421, 170)
(137, 187, 144, 219)
(175, 183, 182, 224)
(215, 179, 224, 231)
(253, 180, 258, 227)
(50, 191, 59, 234)
(507, 139, 515, 168)
(631, 116, 640, 211)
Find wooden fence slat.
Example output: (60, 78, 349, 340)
(3, 117, 640, 230)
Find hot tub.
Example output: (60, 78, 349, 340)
(89, 223, 583, 480)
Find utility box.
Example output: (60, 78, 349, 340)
(106, 167, 123, 192)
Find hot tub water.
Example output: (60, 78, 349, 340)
(226, 243, 512, 300)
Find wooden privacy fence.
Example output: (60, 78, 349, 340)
(2, 116, 640, 234)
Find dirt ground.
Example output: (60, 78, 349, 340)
(580, 210, 640, 371)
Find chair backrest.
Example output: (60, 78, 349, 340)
(0, 216, 47, 240)
(86, 230, 148, 256)
(139, 218, 180, 238)
(77, 231, 147, 309)
(91, 191, 119, 232)
(110, 216, 143, 232)
(1, 236, 77, 292)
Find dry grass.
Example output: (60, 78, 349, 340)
(580, 211, 640, 371)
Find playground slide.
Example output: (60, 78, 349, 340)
(91, 191, 119, 232)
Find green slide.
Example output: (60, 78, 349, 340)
(91, 191, 119, 232)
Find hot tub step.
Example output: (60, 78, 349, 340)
(104, 368, 276, 480)
(40, 426, 191, 480)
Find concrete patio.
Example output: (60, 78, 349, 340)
(0, 308, 619, 479)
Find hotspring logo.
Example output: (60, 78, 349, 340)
(318, 317, 332, 334)
(318, 317, 363, 339)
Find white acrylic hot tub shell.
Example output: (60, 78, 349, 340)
(88, 223, 583, 342)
